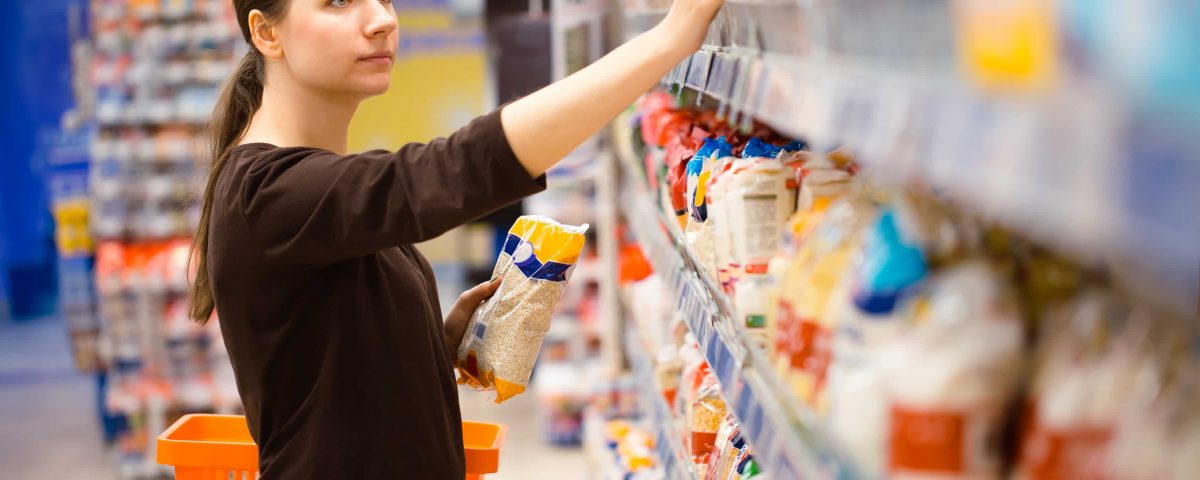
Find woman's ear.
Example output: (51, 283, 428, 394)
(248, 9, 284, 60)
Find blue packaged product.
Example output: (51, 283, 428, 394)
(741, 137, 783, 159)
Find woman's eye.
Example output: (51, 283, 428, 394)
(329, 0, 350, 7)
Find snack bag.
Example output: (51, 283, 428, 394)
(827, 207, 927, 475)
(456, 216, 589, 403)
(1016, 290, 1152, 480)
(884, 259, 1025, 480)
(686, 138, 733, 277)
(690, 373, 727, 470)
(707, 158, 743, 292)
(741, 137, 784, 160)
(772, 198, 873, 410)
(687, 137, 734, 224)
(729, 159, 797, 278)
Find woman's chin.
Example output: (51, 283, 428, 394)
(355, 79, 393, 98)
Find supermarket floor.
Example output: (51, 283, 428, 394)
(0, 262, 584, 480)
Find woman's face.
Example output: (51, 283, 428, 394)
(274, 0, 399, 98)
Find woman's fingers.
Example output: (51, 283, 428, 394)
(459, 276, 503, 305)
(445, 277, 502, 353)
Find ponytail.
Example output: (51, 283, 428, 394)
(188, 50, 264, 323)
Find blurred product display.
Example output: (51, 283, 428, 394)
(598, 2, 1198, 478)
(74, 1, 245, 477)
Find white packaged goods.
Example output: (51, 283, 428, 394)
(883, 260, 1025, 480)
(1017, 291, 1162, 479)
(1109, 350, 1200, 480)
(827, 208, 928, 476)
(728, 160, 794, 278)
(734, 274, 773, 346)
(708, 159, 741, 290)
(456, 216, 588, 403)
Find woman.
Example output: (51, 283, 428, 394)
(190, 0, 721, 477)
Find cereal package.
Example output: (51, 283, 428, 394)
(456, 215, 589, 403)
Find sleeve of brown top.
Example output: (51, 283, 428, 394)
(238, 109, 546, 265)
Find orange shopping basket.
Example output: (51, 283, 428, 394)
(157, 414, 506, 479)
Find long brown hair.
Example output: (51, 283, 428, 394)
(190, 0, 289, 323)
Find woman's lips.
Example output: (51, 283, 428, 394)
(358, 54, 394, 66)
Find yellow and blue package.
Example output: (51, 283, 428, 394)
(686, 137, 733, 223)
(456, 215, 589, 403)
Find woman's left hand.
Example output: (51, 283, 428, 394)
(444, 277, 503, 355)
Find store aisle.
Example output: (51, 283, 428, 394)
(459, 389, 587, 480)
(0, 316, 116, 480)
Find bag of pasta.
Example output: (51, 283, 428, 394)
(456, 216, 589, 403)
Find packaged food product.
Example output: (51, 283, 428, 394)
(826, 207, 928, 476)
(456, 216, 589, 403)
(727, 159, 794, 284)
(739, 459, 763, 479)
(771, 198, 874, 411)
(707, 420, 744, 480)
(708, 158, 744, 292)
(690, 373, 727, 469)
(883, 259, 1025, 480)
(1109, 338, 1200, 480)
(687, 137, 734, 224)
(1016, 291, 1155, 480)
(665, 127, 711, 229)
(741, 137, 784, 160)
(686, 138, 733, 276)
(617, 428, 657, 472)
(655, 345, 683, 407)
(735, 274, 774, 347)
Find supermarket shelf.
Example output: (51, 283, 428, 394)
(623, 325, 692, 480)
(623, 0, 1200, 315)
(612, 119, 858, 479)
(658, 45, 1199, 316)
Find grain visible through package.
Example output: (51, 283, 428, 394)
(455, 216, 588, 403)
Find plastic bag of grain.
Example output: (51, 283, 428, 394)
(456, 215, 588, 403)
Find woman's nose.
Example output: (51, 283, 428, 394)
(364, 2, 398, 38)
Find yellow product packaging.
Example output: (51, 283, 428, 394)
(765, 164, 852, 365)
(770, 199, 872, 411)
(456, 215, 589, 403)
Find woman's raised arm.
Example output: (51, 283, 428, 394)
(500, 0, 724, 177)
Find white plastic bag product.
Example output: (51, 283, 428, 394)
(883, 260, 1025, 480)
(456, 215, 588, 403)
(1109, 346, 1200, 480)
(707, 159, 738, 292)
(727, 159, 793, 280)
(827, 208, 928, 476)
(734, 273, 773, 347)
(1017, 294, 1160, 480)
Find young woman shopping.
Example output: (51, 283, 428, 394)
(189, 0, 722, 477)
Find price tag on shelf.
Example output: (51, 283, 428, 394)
(733, 380, 765, 439)
(708, 53, 739, 107)
(685, 51, 713, 98)
(834, 78, 880, 152)
(796, 74, 834, 147)
(705, 330, 729, 384)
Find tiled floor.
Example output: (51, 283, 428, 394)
(0, 262, 585, 479)
(0, 317, 118, 480)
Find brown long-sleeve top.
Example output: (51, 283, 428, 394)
(207, 110, 546, 479)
